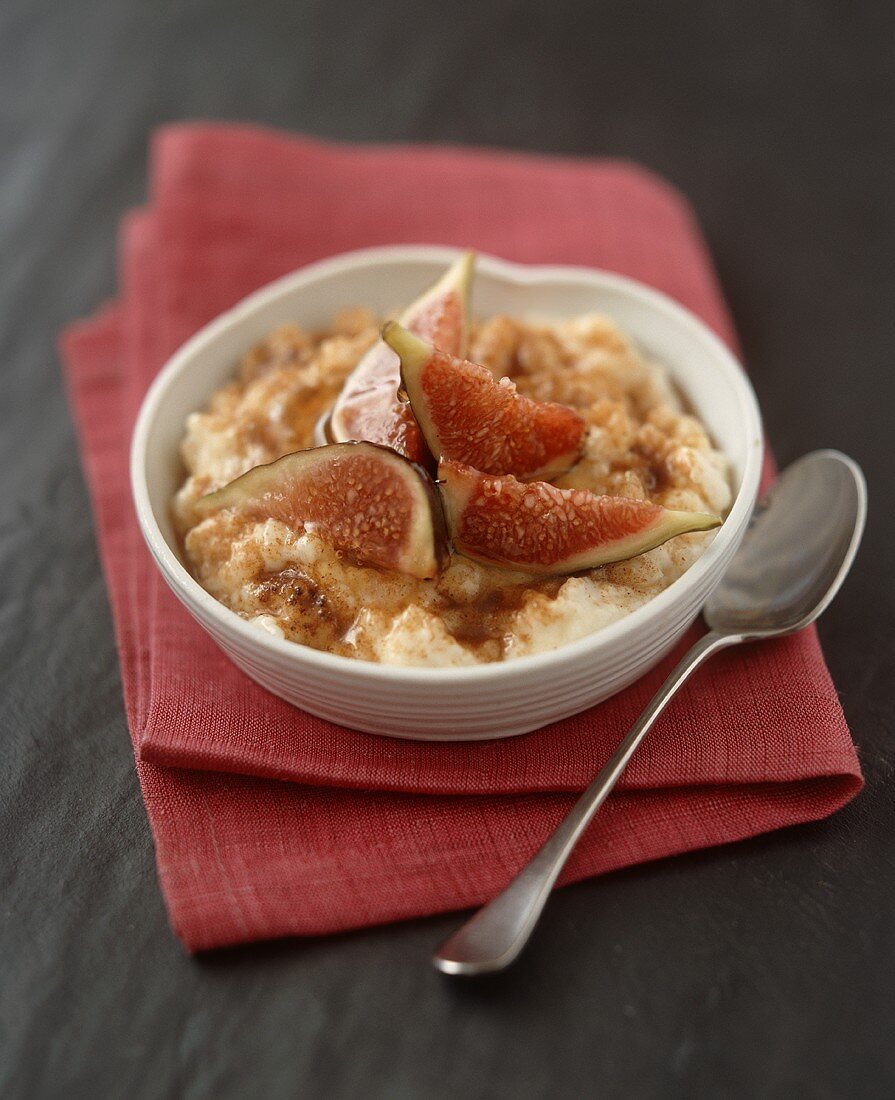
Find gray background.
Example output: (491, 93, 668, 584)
(2, 1, 893, 1097)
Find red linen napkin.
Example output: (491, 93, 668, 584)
(61, 124, 861, 951)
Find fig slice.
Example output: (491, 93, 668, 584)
(382, 322, 586, 480)
(195, 443, 447, 580)
(438, 460, 722, 575)
(326, 251, 475, 463)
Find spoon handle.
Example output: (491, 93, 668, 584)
(433, 629, 740, 976)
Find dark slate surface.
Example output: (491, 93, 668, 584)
(2, 2, 893, 1096)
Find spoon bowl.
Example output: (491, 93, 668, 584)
(706, 450, 867, 639)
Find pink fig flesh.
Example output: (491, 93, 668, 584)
(438, 460, 722, 574)
(195, 442, 447, 579)
(383, 322, 586, 480)
(327, 252, 474, 463)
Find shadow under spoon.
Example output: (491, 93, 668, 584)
(433, 449, 867, 976)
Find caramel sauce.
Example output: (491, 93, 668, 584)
(250, 568, 351, 650)
(439, 577, 564, 649)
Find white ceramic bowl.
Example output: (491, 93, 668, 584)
(131, 246, 763, 741)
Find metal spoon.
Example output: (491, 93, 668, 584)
(434, 450, 867, 976)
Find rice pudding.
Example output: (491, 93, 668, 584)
(173, 310, 731, 666)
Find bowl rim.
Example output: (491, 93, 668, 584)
(130, 244, 763, 686)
